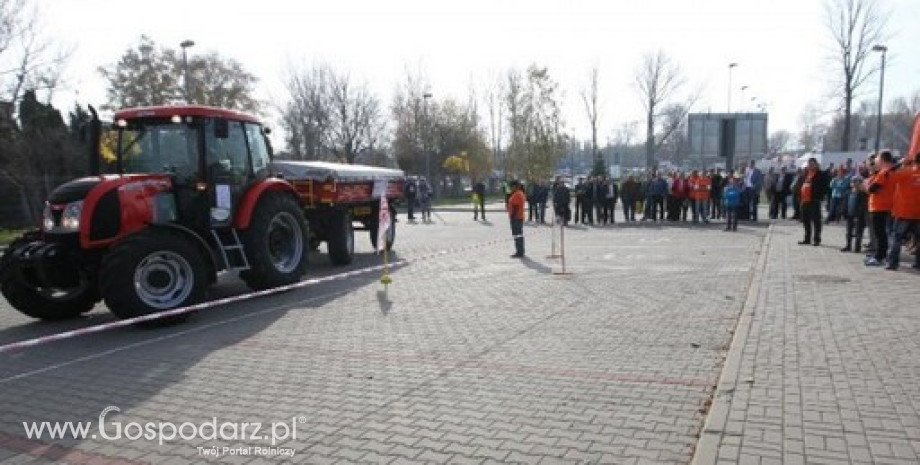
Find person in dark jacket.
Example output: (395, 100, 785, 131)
(573, 178, 585, 224)
(796, 158, 832, 246)
(535, 182, 549, 224)
(552, 177, 571, 226)
(620, 175, 640, 222)
(710, 168, 724, 219)
(404, 177, 418, 220)
(841, 175, 868, 252)
(472, 179, 486, 221)
(770, 166, 793, 219)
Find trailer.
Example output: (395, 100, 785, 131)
(270, 160, 405, 265)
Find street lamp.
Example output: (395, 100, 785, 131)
(423, 92, 433, 187)
(741, 86, 749, 112)
(727, 62, 738, 113)
(872, 44, 887, 154)
(180, 40, 195, 103)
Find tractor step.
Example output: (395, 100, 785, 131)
(210, 228, 250, 272)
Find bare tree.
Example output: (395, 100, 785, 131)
(824, 0, 890, 151)
(1, 0, 69, 107)
(280, 63, 383, 164)
(483, 72, 506, 175)
(325, 71, 383, 164)
(884, 91, 920, 152)
(768, 130, 793, 154)
(390, 68, 431, 173)
(797, 104, 829, 151)
(656, 103, 692, 166)
(504, 69, 524, 175)
(281, 62, 331, 159)
(580, 66, 601, 166)
(505, 65, 564, 179)
(634, 51, 688, 169)
(0, 1, 75, 226)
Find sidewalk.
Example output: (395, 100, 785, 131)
(695, 219, 920, 464)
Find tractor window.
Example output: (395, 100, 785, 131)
(245, 123, 270, 177)
(205, 119, 249, 181)
(101, 123, 197, 176)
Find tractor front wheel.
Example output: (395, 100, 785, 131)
(0, 232, 97, 320)
(100, 229, 208, 322)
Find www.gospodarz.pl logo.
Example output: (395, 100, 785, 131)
(23, 405, 303, 455)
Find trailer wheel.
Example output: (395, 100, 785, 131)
(327, 210, 354, 265)
(0, 234, 97, 320)
(240, 193, 308, 290)
(100, 229, 208, 322)
(369, 207, 396, 251)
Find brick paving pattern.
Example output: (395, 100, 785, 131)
(695, 219, 920, 465)
(1, 205, 916, 464)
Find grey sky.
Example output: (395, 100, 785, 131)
(43, 0, 920, 145)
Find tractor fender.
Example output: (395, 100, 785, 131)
(233, 178, 299, 230)
(142, 223, 219, 285)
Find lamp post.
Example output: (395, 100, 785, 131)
(741, 85, 749, 112)
(727, 62, 738, 112)
(872, 45, 887, 154)
(180, 40, 195, 103)
(423, 92, 432, 187)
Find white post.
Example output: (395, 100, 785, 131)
(547, 214, 560, 258)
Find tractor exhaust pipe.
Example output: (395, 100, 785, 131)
(87, 105, 101, 176)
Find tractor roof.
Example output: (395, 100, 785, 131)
(113, 105, 261, 124)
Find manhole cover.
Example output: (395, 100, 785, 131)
(795, 274, 851, 284)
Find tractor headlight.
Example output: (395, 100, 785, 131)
(42, 203, 54, 231)
(60, 200, 84, 231)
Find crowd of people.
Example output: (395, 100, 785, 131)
(506, 159, 769, 232)
(493, 152, 920, 268)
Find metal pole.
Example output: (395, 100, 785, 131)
(727, 63, 737, 113)
(873, 46, 887, 154)
(700, 115, 705, 170)
(180, 40, 195, 103)
(741, 86, 748, 112)
(423, 93, 432, 186)
(748, 114, 753, 159)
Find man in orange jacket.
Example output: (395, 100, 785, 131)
(885, 152, 920, 270)
(508, 180, 526, 258)
(866, 150, 896, 266)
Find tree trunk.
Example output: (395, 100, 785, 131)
(841, 85, 853, 151)
(645, 111, 655, 169)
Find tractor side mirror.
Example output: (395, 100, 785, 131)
(214, 119, 229, 139)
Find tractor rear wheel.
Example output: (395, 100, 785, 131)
(100, 228, 208, 322)
(239, 193, 308, 290)
(327, 210, 355, 265)
(0, 233, 97, 320)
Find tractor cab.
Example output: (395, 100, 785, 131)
(103, 106, 273, 233)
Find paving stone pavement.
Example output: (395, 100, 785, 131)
(694, 218, 920, 465)
(1, 206, 916, 464)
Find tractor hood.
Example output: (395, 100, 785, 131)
(48, 177, 104, 204)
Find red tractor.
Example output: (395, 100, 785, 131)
(0, 105, 308, 321)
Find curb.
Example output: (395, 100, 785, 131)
(692, 224, 773, 465)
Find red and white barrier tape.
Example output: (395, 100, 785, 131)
(0, 229, 539, 354)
